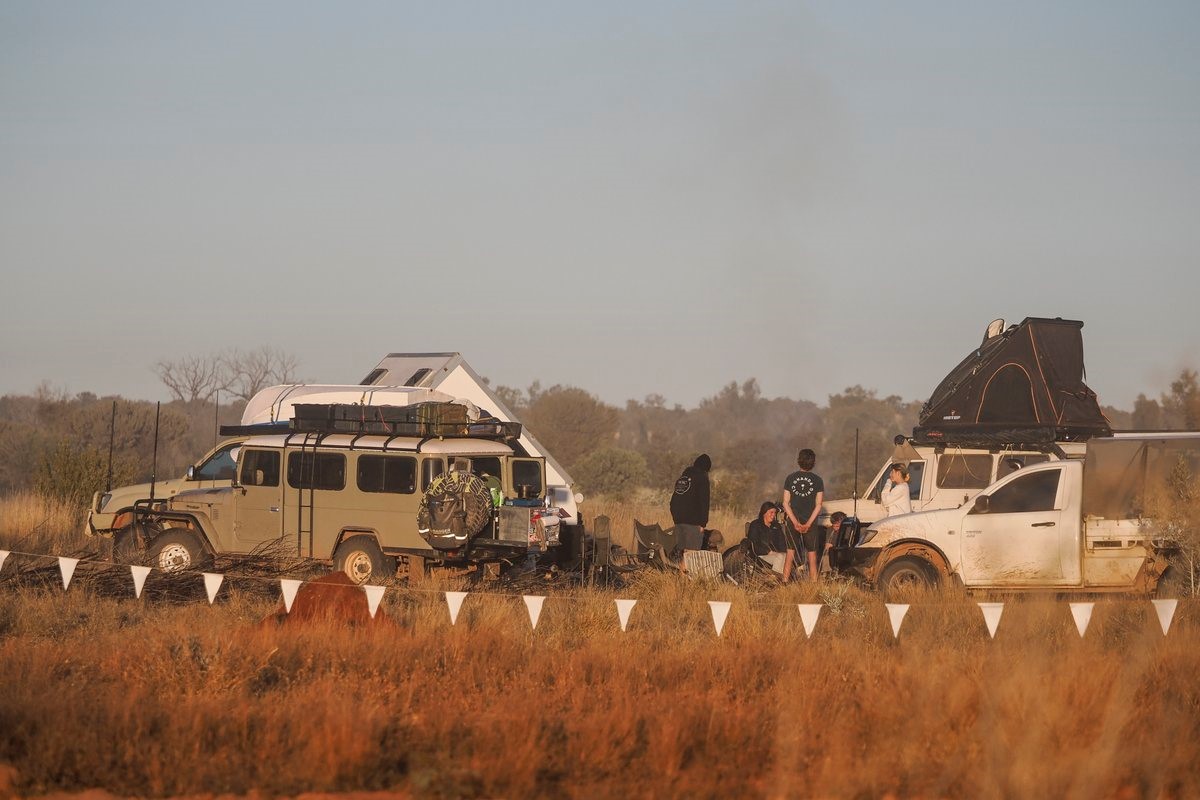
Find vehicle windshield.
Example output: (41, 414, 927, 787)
(193, 443, 241, 481)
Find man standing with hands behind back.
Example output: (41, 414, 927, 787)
(783, 448, 824, 582)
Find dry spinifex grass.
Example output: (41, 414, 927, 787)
(0, 575, 1196, 800)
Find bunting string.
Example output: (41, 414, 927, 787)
(0, 547, 1185, 638)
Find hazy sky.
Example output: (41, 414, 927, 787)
(3, 1, 1198, 411)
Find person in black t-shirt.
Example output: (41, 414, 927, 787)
(782, 448, 825, 582)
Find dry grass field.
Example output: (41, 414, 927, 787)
(1, 492, 1198, 799)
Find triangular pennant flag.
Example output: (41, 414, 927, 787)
(0, 550, 9, 572)
(130, 565, 151, 599)
(978, 602, 1004, 639)
(708, 600, 732, 636)
(58, 557, 79, 590)
(363, 585, 386, 619)
(280, 578, 302, 613)
(615, 598, 636, 632)
(523, 595, 545, 630)
(1070, 602, 1094, 637)
(886, 603, 909, 638)
(797, 604, 823, 638)
(203, 573, 224, 605)
(1152, 598, 1178, 636)
(445, 591, 468, 625)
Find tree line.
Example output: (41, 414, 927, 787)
(9, 358, 1200, 518)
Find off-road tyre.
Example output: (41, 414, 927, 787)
(147, 529, 210, 572)
(877, 556, 938, 594)
(1155, 561, 1193, 599)
(333, 535, 387, 585)
(111, 520, 160, 564)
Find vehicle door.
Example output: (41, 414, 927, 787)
(234, 448, 284, 552)
(959, 466, 1071, 586)
(356, 453, 423, 550)
(508, 458, 545, 502)
(282, 450, 347, 558)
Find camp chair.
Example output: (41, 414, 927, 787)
(632, 520, 680, 570)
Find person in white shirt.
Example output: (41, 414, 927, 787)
(881, 463, 912, 517)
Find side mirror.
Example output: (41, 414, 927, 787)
(972, 495, 990, 514)
(186, 465, 196, 480)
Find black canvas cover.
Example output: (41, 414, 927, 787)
(914, 317, 1111, 447)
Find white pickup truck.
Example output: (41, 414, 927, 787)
(832, 433, 1193, 594)
(821, 438, 1083, 528)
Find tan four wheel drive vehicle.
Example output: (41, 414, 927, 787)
(85, 438, 246, 549)
(131, 420, 562, 583)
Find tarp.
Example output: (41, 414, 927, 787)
(914, 317, 1111, 447)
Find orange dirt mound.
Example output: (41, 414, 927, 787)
(261, 572, 394, 627)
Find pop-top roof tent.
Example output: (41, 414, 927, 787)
(913, 317, 1112, 448)
(360, 353, 575, 498)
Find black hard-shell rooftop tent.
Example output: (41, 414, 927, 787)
(913, 317, 1112, 448)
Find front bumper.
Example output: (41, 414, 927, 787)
(828, 546, 883, 580)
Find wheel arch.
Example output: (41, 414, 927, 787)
(330, 527, 381, 560)
(870, 539, 953, 585)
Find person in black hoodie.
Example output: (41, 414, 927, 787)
(746, 501, 793, 580)
(670, 453, 711, 553)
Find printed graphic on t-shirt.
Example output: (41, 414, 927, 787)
(674, 475, 693, 495)
(786, 473, 818, 498)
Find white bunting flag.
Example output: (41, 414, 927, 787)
(1070, 602, 1094, 637)
(130, 565, 151, 599)
(978, 602, 1004, 639)
(523, 595, 545, 630)
(797, 604, 823, 638)
(1152, 598, 1178, 636)
(886, 603, 909, 638)
(0, 550, 9, 572)
(615, 598, 637, 632)
(58, 557, 79, 590)
(708, 600, 732, 636)
(445, 591, 468, 625)
(203, 573, 224, 605)
(363, 585, 386, 619)
(280, 578, 302, 613)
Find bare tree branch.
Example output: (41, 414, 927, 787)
(154, 354, 227, 403)
(223, 346, 299, 401)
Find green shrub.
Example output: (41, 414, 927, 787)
(572, 448, 649, 500)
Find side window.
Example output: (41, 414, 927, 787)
(357, 455, 417, 494)
(937, 454, 992, 490)
(240, 449, 280, 487)
(421, 458, 445, 492)
(193, 442, 241, 481)
(287, 452, 346, 491)
(471, 457, 503, 482)
(511, 460, 544, 499)
(984, 469, 1061, 514)
(870, 461, 925, 501)
(906, 461, 925, 500)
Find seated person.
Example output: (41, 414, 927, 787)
(746, 501, 793, 580)
(702, 529, 725, 551)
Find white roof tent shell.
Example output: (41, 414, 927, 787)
(361, 354, 576, 509)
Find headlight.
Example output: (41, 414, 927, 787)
(859, 527, 879, 546)
(98, 492, 113, 512)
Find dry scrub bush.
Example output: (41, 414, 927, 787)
(0, 491, 96, 558)
(1, 578, 1197, 799)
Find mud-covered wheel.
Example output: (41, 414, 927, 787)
(334, 535, 386, 585)
(111, 523, 148, 564)
(878, 556, 937, 594)
(147, 530, 209, 572)
(1155, 560, 1191, 599)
